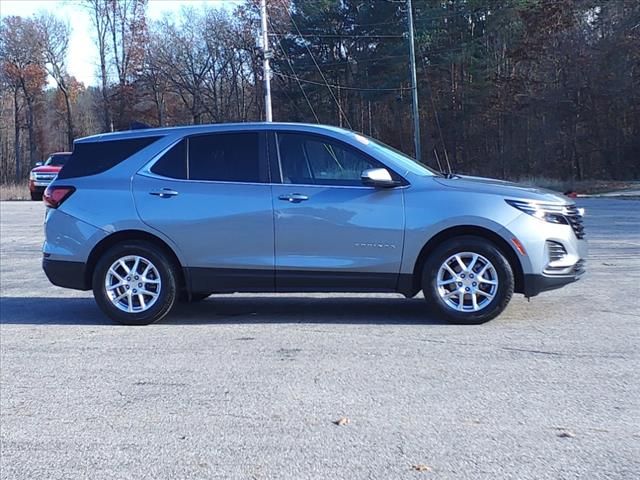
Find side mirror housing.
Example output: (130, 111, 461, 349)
(361, 168, 400, 188)
(35, 162, 43, 167)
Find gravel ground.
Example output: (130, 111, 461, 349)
(1, 199, 639, 480)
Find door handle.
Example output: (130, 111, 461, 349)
(149, 188, 179, 198)
(278, 193, 309, 203)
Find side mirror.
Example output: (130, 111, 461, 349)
(361, 168, 399, 188)
(35, 162, 43, 167)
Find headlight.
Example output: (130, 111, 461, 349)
(505, 199, 569, 225)
(30, 171, 37, 180)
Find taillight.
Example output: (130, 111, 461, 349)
(43, 186, 75, 208)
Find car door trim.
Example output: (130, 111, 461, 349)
(186, 267, 413, 295)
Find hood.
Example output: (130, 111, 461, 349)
(31, 165, 62, 174)
(432, 174, 569, 204)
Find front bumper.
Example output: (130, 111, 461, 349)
(29, 179, 54, 193)
(43, 257, 90, 291)
(522, 261, 585, 297)
(504, 207, 588, 296)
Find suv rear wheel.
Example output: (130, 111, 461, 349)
(422, 236, 514, 324)
(92, 241, 177, 325)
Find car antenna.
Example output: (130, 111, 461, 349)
(442, 146, 454, 177)
(424, 65, 455, 177)
(435, 147, 455, 178)
(433, 148, 444, 173)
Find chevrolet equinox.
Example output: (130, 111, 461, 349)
(42, 123, 587, 325)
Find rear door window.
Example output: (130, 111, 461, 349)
(188, 132, 263, 183)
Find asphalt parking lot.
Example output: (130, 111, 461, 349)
(1, 198, 638, 479)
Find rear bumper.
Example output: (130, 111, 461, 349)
(43, 257, 90, 291)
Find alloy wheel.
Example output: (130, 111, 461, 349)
(436, 251, 499, 312)
(104, 255, 161, 313)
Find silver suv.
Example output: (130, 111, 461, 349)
(42, 123, 587, 325)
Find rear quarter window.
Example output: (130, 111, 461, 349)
(58, 136, 162, 179)
(150, 139, 187, 179)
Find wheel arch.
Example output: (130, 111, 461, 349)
(405, 225, 525, 296)
(85, 230, 187, 293)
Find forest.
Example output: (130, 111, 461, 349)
(1, 0, 639, 185)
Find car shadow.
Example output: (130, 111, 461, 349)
(0, 295, 447, 326)
(0, 297, 108, 325)
(171, 296, 447, 325)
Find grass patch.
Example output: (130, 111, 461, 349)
(0, 183, 31, 201)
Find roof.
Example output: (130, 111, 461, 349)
(75, 122, 356, 143)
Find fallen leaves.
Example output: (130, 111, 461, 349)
(411, 464, 432, 472)
(333, 416, 350, 426)
(551, 426, 576, 438)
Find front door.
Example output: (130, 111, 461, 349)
(271, 132, 405, 292)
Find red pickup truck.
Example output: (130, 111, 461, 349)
(29, 152, 71, 200)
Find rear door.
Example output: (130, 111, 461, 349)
(133, 131, 275, 292)
(271, 132, 405, 291)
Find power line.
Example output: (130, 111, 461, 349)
(270, 32, 405, 39)
(268, 17, 320, 123)
(280, 0, 352, 129)
(273, 72, 411, 92)
(298, 54, 409, 69)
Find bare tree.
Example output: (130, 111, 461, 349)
(140, 32, 169, 126)
(0, 16, 46, 178)
(35, 13, 75, 149)
(152, 9, 213, 124)
(84, 0, 112, 132)
(105, 0, 148, 128)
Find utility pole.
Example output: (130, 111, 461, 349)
(407, 0, 421, 161)
(260, 0, 273, 122)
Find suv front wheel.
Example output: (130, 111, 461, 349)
(422, 236, 514, 324)
(92, 241, 177, 325)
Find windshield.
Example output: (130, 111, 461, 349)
(45, 154, 70, 166)
(352, 134, 438, 176)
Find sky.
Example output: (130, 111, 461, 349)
(0, 0, 241, 86)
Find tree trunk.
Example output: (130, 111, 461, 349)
(13, 88, 21, 182)
(25, 95, 36, 168)
(154, 88, 164, 127)
(20, 78, 37, 168)
(63, 90, 74, 150)
(100, 60, 111, 131)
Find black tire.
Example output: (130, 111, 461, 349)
(30, 191, 42, 201)
(422, 235, 514, 325)
(92, 241, 177, 325)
